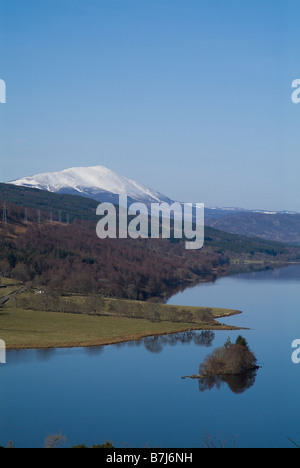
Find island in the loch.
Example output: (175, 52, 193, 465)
(182, 336, 259, 381)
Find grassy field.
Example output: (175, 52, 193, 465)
(0, 290, 242, 349)
(0, 308, 198, 349)
(54, 294, 240, 321)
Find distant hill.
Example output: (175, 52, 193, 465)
(1, 182, 300, 300)
(1, 181, 300, 247)
(206, 212, 300, 245)
(7, 164, 300, 246)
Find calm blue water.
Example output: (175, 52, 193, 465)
(0, 265, 299, 448)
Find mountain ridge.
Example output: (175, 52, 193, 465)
(9, 165, 298, 215)
(9, 165, 173, 206)
(1, 186, 300, 302)
(5, 165, 300, 245)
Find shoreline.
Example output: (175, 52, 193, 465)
(4, 310, 244, 351)
(1, 262, 295, 353)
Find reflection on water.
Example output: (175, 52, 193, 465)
(5, 331, 215, 365)
(109, 331, 215, 354)
(2, 265, 300, 448)
(165, 263, 298, 300)
(84, 346, 104, 357)
(141, 331, 215, 354)
(5, 348, 58, 366)
(198, 369, 258, 394)
(233, 264, 300, 282)
(143, 331, 215, 354)
(35, 349, 57, 361)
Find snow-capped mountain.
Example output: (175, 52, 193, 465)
(7, 165, 300, 244)
(9, 165, 299, 217)
(9, 166, 173, 206)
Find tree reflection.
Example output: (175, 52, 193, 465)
(35, 349, 56, 361)
(143, 331, 215, 354)
(198, 369, 258, 394)
(193, 331, 215, 347)
(144, 336, 164, 354)
(84, 346, 104, 356)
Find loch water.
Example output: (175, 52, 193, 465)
(0, 265, 299, 448)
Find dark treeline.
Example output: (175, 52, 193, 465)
(0, 182, 99, 223)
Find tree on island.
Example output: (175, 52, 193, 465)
(198, 336, 258, 377)
(182, 336, 259, 394)
(235, 335, 249, 349)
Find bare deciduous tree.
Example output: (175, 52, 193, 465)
(44, 433, 67, 449)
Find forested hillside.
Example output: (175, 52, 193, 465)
(207, 211, 300, 245)
(1, 192, 299, 301)
(0, 182, 98, 223)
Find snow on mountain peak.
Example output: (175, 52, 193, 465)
(9, 165, 172, 204)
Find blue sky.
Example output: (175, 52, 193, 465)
(0, 0, 299, 211)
